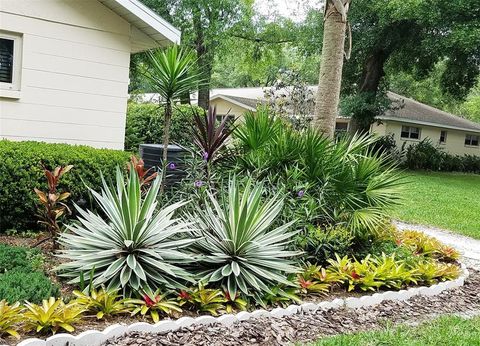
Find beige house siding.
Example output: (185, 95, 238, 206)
(210, 98, 254, 119)
(371, 120, 480, 156)
(0, 0, 132, 149)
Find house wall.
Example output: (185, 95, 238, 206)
(371, 120, 480, 156)
(0, 0, 132, 149)
(209, 98, 253, 119)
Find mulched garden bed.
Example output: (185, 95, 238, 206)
(102, 269, 480, 346)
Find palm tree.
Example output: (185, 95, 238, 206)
(144, 45, 202, 185)
(312, 0, 352, 139)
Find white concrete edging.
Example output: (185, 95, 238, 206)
(14, 264, 469, 346)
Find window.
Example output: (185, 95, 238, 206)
(335, 122, 348, 132)
(216, 114, 235, 127)
(400, 125, 421, 140)
(439, 130, 447, 144)
(465, 134, 479, 147)
(0, 31, 22, 92)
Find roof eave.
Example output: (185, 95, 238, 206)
(378, 116, 480, 134)
(99, 0, 180, 52)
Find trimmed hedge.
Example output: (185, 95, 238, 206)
(405, 139, 480, 173)
(0, 140, 130, 232)
(125, 102, 202, 151)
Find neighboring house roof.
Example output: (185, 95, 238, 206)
(210, 94, 266, 111)
(98, 0, 180, 52)
(210, 88, 480, 134)
(381, 92, 480, 133)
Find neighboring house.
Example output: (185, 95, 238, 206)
(0, 0, 179, 149)
(208, 88, 480, 156)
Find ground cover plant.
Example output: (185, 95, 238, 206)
(392, 171, 480, 239)
(308, 315, 480, 346)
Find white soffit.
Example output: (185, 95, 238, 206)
(98, 0, 180, 52)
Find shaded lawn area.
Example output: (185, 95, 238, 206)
(309, 315, 480, 346)
(392, 171, 480, 239)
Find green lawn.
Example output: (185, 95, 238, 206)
(392, 171, 480, 239)
(309, 316, 480, 346)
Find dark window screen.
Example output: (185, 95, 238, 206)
(0, 38, 14, 84)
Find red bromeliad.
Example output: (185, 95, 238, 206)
(128, 156, 158, 189)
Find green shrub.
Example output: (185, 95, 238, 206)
(404, 139, 480, 173)
(0, 244, 44, 273)
(296, 226, 354, 265)
(125, 102, 203, 152)
(0, 140, 130, 232)
(0, 270, 59, 304)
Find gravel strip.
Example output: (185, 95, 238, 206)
(103, 269, 480, 346)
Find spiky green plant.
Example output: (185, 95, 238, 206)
(0, 300, 23, 339)
(57, 167, 195, 292)
(190, 177, 301, 298)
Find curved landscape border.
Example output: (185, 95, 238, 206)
(11, 263, 469, 346)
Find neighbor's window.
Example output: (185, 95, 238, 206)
(465, 134, 479, 147)
(216, 114, 235, 127)
(439, 130, 447, 144)
(400, 125, 421, 140)
(0, 31, 22, 91)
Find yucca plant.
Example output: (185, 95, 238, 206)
(143, 45, 201, 187)
(23, 298, 85, 334)
(72, 287, 133, 319)
(0, 300, 23, 339)
(57, 167, 196, 293)
(190, 177, 301, 298)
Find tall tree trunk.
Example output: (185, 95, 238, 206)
(160, 99, 172, 193)
(349, 50, 389, 134)
(193, 9, 211, 110)
(313, 1, 349, 139)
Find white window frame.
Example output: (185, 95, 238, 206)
(400, 125, 421, 140)
(0, 31, 23, 96)
(439, 130, 447, 145)
(465, 134, 479, 147)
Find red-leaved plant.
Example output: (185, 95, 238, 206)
(127, 156, 157, 193)
(34, 163, 73, 249)
(193, 106, 235, 180)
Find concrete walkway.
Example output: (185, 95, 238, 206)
(395, 220, 480, 268)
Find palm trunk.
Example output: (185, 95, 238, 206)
(160, 99, 172, 192)
(313, 2, 348, 139)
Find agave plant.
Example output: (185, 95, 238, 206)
(190, 177, 301, 298)
(57, 167, 196, 292)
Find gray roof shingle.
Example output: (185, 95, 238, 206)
(382, 92, 480, 133)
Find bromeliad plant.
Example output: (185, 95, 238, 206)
(23, 298, 85, 334)
(34, 163, 73, 248)
(127, 155, 158, 192)
(0, 300, 23, 339)
(57, 166, 196, 293)
(130, 288, 182, 322)
(72, 287, 133, 319)
(190, 177, 301, 299)
(178, 284, 226, 316)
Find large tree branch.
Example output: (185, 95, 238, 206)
(230, 33, 295, 44)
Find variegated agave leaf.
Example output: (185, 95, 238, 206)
(190, 177, 301, 298)
(57, 166, 196, 292)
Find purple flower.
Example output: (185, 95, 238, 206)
(297, 190, 305, 198)
(202, 152, 209, 161)
(168, 162, 176, 170)
(194, 180, 203, 188)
